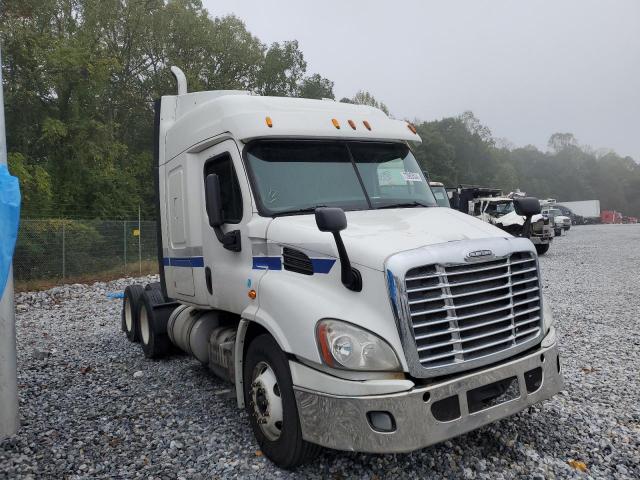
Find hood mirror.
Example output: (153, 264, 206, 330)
(513, 197, 541, 216)
(315, 208, 361, 292)
(513, 196, 541, 242)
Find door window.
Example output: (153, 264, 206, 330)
(204, 153, 243, 224)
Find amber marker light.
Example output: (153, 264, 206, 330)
(407, 123, 417, 134)
(265, 116, 273, 128)
(316, 322, 335, 367)
(363, 120, 372, 131)
(348, 119, 356, 130)
(248, 289, 257, 299)
(331, 118, 340, 129)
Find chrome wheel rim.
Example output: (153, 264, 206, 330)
(251, 361, 283, 441)
(124, 298, 133, 332)
(139, 305, 150, 345)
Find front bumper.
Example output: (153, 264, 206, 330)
(530, 233, 552, 244)
(294, 339, 563, 453)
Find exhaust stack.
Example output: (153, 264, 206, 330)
(170, 66, 187, 95)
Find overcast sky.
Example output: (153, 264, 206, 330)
(202, 0, 640, 160)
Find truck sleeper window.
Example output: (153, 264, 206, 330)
(245, 141, 437, 215)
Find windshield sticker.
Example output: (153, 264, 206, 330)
(401, 171, 422, 182)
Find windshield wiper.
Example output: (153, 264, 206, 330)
(377, 201, 430, 209)
(272, 205, 327, 217)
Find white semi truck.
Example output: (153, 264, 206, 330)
(121, 67, 563, 469)
(450, 186, 554, 255)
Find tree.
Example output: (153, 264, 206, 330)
(548, 132, 577, 152)
(298, 74, 334, 99)
(340, 90, 390, 115)
(1, 1, 334, 219)
(256, 40, 307, 97)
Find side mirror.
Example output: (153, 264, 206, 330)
(315, 208, 361, 292)
(205, 174, 223, 227)
(315, 207, 347, 232)
(205, 174, 241, 252)
(513, 197, 541, 216)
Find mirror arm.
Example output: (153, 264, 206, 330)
(332, 232, 362, 292)
(213, 226, 241, 252)
(522, 215, 533, 239)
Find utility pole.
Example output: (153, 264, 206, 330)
(0, 46, 20, 439)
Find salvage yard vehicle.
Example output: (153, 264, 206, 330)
(429, 181, 450, 207)
(541, 204, 571, 235)
(450, 186, 553, 255)
(121, 67, 563, 469)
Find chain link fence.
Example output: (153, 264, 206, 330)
(13, 219, 159, 289)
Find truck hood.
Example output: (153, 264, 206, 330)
(267, 207, 509, 271)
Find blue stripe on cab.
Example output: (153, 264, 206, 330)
(252, 256, 283, 270)
(163, 257, 205, 268)
(311, 258, 336, 274)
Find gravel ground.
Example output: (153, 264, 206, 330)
(1, 224, 639, 479)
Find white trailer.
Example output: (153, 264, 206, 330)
(121, 68, 564, 468)
(557, 200, 601, 219)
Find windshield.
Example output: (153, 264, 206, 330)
(245, 140, 437, 215)
(485, 201, 515, 217)
(430, 186, 450, 207)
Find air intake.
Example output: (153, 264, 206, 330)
(283, 247, 313, 275)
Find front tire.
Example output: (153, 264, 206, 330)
(554, 228, 562, 236)
(244, 334, 321, 469)
(535, 243, 550, 255)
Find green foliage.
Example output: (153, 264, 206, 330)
(0, 0, 326, 219)
(2, 1, 637, 220)
(413, 114, 640, 216)
(341, 90, 390, 115)
(14, 219, 102, 279)
(256, 40, 307, 97)
(298, 74, 334, 100)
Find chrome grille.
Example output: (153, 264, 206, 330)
(404, 252, 541, 370)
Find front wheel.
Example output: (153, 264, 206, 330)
(554, 228, 562, 236)
(244, 334, 321, 469)
(535, 243, 550, 255)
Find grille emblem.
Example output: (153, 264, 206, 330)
(465, 249, 493, 261)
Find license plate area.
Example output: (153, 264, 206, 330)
(466, 376, 520, 414)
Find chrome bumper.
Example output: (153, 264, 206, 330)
(294, 340, 563, 453)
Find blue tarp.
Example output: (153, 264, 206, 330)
(0, 164, 20, 297)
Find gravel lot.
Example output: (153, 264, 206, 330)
(1, 224, 639, 479)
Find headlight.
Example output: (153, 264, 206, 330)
(542, 294, 554, 333)
(316, 319, 401, 371)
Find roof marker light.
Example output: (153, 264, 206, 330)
(407, 123, 417, 134)
(332, 118, 340, 129)
(265, 116, 273, 128)
(348, 120, 356, 130)
(363, 120, 372, 131)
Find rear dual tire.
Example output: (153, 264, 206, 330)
(139, 287, 173, 359)
(122, 285, 145, 342)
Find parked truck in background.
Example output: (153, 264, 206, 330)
(601, 210, 623, 224)
(540, 201, 571, 236)
(428, 181, 450, 207)
(120, 67, 563, 469)
(449, 186, 553, 255)
(557, 200, 600, 225)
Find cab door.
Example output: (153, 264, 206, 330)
(197, 140, 256, 314)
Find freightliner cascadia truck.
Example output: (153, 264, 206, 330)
(121, 67, 564, 469)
